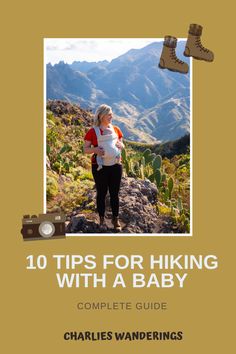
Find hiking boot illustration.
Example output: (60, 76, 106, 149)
(159, 35, 189, 74)
(184, 24, 214, 62)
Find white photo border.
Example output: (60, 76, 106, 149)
(43, 38, 193, 237)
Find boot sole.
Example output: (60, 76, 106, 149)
(114, 229, 121, 233)
(183, 52, 213, 62)
(159, 63, 188, 74)
(112, 223, 122, 232)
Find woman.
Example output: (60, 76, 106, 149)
(84, 104, 124, 231)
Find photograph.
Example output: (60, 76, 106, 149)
(44, 38, 192, 235)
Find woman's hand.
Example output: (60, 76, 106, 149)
(116, 140, 124, 150)
(94, 146, 105, 156)
(84, 141, 104, 156)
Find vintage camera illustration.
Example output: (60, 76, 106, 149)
(21, 212, 66, 240)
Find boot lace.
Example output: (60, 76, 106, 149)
(170, 48, 184, 64)
(195, 37, 209, 52)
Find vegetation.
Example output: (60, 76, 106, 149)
(125, 134, 190, 159)
(46, 100, 190, 233)
(121, 146, 190, 233)
(46, 102, 93, 213)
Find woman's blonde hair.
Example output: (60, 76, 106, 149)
(93, 104, 112, 127)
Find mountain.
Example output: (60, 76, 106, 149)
(125, 133, 190, 159)
(47, 61, 107, 107)
(46, 41, 190, 142)
(136, 95, 190, 142)
(85, 41, 189, 112)
(70, 60, 109, 73)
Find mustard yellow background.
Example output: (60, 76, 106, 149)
(2, 0, 235, 353)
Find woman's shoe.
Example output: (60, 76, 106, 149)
(99, 216, 106, 226)
(99, 216, 108, 231)
(112, 217, 122, 232)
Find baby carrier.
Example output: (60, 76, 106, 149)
(94, 125, 120, 170)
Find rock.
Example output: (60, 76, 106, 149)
(66, 176, 168, 234)
(46, 155, 51, 170)
(66, 213, 115, 234)
(70, 215, 86, 233)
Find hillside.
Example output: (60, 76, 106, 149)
(46, 100, 190, 234)
(126, 134, 190, 159)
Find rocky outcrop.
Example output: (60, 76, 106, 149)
(66, 177, 176, 234)
(47, 100, 93, 126)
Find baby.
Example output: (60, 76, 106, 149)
(94, 125, 121, 171)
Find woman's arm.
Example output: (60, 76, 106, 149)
(83, 140, 104, 156)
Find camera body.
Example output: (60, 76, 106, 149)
(21, 213, 66, 240)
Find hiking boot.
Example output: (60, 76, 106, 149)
(112, 217, 122, 232)
(99, 216, 107, 227)
(184, 24, 214, 62)
(159, 36, 189, 74)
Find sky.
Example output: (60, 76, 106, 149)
(44, 38, 164, 64)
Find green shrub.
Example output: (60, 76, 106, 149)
(46, 175, 59, 201)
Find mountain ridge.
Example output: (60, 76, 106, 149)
(46, 41, 190, 143)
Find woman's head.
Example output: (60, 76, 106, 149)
(94, 104, 113, 127)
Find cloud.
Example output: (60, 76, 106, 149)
(45, 39, 99, 51)
(46, 44, 59, 51)
(44, 38, 162, 64)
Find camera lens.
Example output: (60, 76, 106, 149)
(42, 224, 53, 235)
(38, 221, 55, 238)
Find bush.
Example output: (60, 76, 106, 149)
(47, 174, 59, 201)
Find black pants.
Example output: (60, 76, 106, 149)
(92, 164, 122, 218)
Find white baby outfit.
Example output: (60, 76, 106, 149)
(94, 125, 121, 171)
